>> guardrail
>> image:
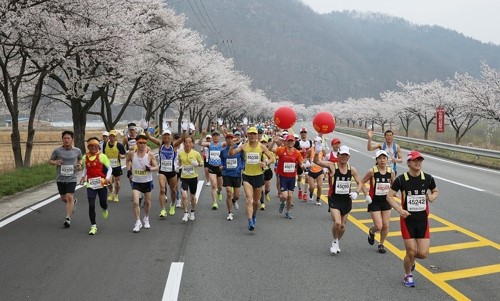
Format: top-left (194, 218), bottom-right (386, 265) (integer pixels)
top-left (338, 127), bottom-right (500, 159)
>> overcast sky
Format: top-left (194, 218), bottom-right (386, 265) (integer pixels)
top-left (300, 0), bottom-right (500, 45)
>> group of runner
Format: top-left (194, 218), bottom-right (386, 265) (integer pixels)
top-left (49, 122), bottom-right (438, 288)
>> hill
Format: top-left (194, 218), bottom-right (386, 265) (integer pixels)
top-left (168, 0), bottom-right (500, 104)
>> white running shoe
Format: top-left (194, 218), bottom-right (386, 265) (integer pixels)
top-left (143, 217), bottom-right (150, 229)
top-left (316, 201), bottom-right (322, 206)
top-left (309, 196), bottom-right (314, 202)
top-left (233, 201), bottom-right (239, 210)
top-left (175, 198), bottom-right (182, 208)
top-left (205, 182), bottom-right (211, 186)
top-left (330, 240), bottom-right (339, 254)
top-left (182, 212), bottom-right (189, 222)
top-left (227, 213), bottom-right (234, 221)
top-left (189, 211), bottom-right (195, 221)
top-left (133, 220), bottom-right (142, 233)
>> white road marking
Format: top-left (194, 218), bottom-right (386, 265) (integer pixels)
top-left (162, 262), bottom-right (184, 301)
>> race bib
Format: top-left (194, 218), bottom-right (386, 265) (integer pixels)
top-left (88, 177), bottom-right (102, 190)
top-left (109, 158), bottom-right (119, 168)
top-left (134, 170), bottom-right (147, 176)
top-left (335, 180), bottom-right (350, 195)
top-left (246, 152), bottom-right (260, 164)
top-left (209, 150), bottom-right (220, 160)
top-left (407, 195), bottom-right (426, 212)
top-left (375, 182), bottom-right (391, 196)
top-left (226, 158), bottom-right (237, 169)
top-left (61, 165), bottom-right (74, 176)
top-left (183, 165), bottom-right (194, 176)
top-left (160, 159), bottom-right (173, 172)
top-left (283, 162), bottom-right (295, 173)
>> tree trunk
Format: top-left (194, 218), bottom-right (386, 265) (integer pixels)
top-left (71, 99), bottom-right (88, 153)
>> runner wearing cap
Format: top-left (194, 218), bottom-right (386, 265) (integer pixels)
top-left (199, 129), bottom-right (226, 210)
top-left (359, 149), bottom-right (395, 254)
top-left (313, 144), bottom-right (365, 255)
top-left (306, 137), bottom-right (326, 205)
top-left (367, 129), bottom-right (403, 175)
top-left (229, 126), bottom-right (275, 231)
top-left (79, 137), bottom-right (112, 235)
top-left (145, 128), bottom-right (184, 218)
top-left (178, 136), bottom-right (204, 222)
top-left (125, 133), bottom-right (158, 233)
top-left (220, 133), bottom-right (245, 221)
top-left (386, 150), bottom-right (439, 288)
top-left (103, 130), bottom-right (126, 202)
top-left (100, 131), bottom-right (109, 152)
top-left (274, 134), bottom-right (305, 219)
top-left (296, 127), bottom-right (312, 201)
top-left (202, 135), bottom-right (212, 186)
top-left (123, 122), bottom-right (138, 151)
top-left (259, 135), bottom-right (274, 210)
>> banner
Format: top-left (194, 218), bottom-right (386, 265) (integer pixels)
top-left (436, 107), bottom-right (445, 133)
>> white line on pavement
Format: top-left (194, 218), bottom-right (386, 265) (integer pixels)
top-left (162, 262), bottom-right (184, 301)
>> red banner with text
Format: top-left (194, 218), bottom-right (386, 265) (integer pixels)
top-left (436, 107), bottom-right (445, 132)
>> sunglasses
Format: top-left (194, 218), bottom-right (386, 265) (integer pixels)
top-left (137, 141), bottom-right (147, 145)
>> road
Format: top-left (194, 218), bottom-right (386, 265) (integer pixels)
top-left (0, 128), bottom-right (498, 301)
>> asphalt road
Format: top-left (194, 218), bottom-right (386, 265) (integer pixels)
top-left (0, 127), bottom-right (498, 301)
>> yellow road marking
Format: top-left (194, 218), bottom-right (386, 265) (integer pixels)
top-left (435, 264), bottom-right (500, 281)
top-left (430, 241), bottom-right (489, 253)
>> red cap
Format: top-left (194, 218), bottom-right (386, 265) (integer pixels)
top-left (300, 127), bottom-right (307, 133)
top-left (331, 138), bottom-right (341, 145)
top-left (284, 135), bottom-right (295, 141)
top-left (407, 150), bottom-right (424, 161)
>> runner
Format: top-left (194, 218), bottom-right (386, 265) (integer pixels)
top-left (79, 137), bottom-right (112, 235)
top-left (126, 134), bottom-right (158, 233)
top-left (386, 150), bottom-right (439, 287)
top-left (359, 150), bottom-right (395, 253)
top-left (198, 130), bottom-right (225, 210)
top-left (220, 133), bottom-right (245, 221)
top-left (259, 135), bottom-right (274, 210)
top-left (229, 126), bottom-right (275, 231)
top-left (123, 122), bottom-right (138, 151)
top-left (178, 136), bottom-right (204, 222)
top-left (201, 135), bottom-right (212, 186)
top-left (274, 134), bottom-right (305, 219)
top-left (100, 131), bottom-right (109, 152)
top-left (307, 136), bottom-right (325, 206)
top-left (367, 129), bottom-right (403, 175)
top-left (297, 127), bottom-right (312, 201)
top-left (313, 144), bottom-right (365, 254)
top-left (103, 129), bottom-right (126, 203)
top-left (145, 127), bottom-right (183, 218)
top-left (49, 131), bottom-right (82, 228)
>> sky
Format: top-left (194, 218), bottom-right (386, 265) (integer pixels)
top-left (300, 0), bottom-right (500, 45)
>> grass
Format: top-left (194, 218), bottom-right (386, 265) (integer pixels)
top-left (0, 163), bottom-right (56, 198)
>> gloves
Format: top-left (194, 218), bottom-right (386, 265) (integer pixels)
top-left (145, 165), bottom-right (151, 172)
top-left (349, 192), bottom-right (358, 200)
top-left (217, 118), bottom-right (223, 125)
top-left (140, 119), bottom-right (149, 130)
top-left (191, 160), bottom-right (199, 167)
top-left (365, 195), bottom-right (372, 204)
top-left (242, 117), bottom-right (248, 125)
top-left (181, 121), bottom-right (188, 131)
top-left (314, 140), bottom-right (323, 154)
top-left (189, 122), bottom-right (196, 131)
top-left (303, 160), bottom-right (311, 168)
top-left (127, 170), bottom-right (132, 178)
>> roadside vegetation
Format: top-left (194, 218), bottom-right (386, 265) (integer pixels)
top-left (0, 163), bottom-right (56, 198)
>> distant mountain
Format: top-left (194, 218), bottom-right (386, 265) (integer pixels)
top-left (168, 0), bottom-right (500, 104)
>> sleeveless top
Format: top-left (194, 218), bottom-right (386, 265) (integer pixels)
top-left (329, 163), bottom-right (352, 201)
top-left (369, 166), bottom-right (392, 203)
top-left (208, 142), bottom-right (223, 166)
top-left (131, 151), bottom-right (153, 183)
top-left (159, 143), bottom-right (176, 173)
top-left (243, 143), bottom-right (264, 176)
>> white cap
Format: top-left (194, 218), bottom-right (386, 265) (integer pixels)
top-left (338, 145), bottom-right (350, 155)
top-left (102, 131), bottom-right (109, 136)
top-left (375, 150), bottom-right (388, 158)
top-left (314, 136), bottom-right (322, 142)
top-left (206, 135), bottom-right (212, 139)
top-left (162, 129), bottom-right (172, 135)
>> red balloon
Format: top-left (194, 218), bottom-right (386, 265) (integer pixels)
top-left (313, 112), bottom-right (336, 134)
top-left (274, 107), bottom-right (297, 129)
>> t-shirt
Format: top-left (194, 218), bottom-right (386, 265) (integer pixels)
top-left (50, 146), bottom-right (82, 183)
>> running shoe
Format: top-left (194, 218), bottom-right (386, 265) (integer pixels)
top-left (330, 240), bottom-right (339, 255)
top-left (189, 211), bottom-right (195, 221)
top-left (72, 198), bottom-right (78, 213)
top-left (217, 192), bottom-right (222, 201)
top-left (278, 202), bottom-right (285, 214)
top-left (212, 202), bottom-right (218, 210)
top-left (260, 203), bottom-right (266, 210)
top-left (182, 212), bottom-right (189, 222)
top-left (159, 208), bottom-right (167, 218)
top-left (113, 194), bottom-right (119, 202)
top-left (368, 229), bottom-right (375, 245)
top-left (302, 194), bottom-right (308, 201)
top-left (63, 218), bottom-right (71, 228)
top-left (248, 219), bottom-right (255, 231)
top-left (107, 192), bottom-right (114, 202)
top-left (233, 201), bottom-right (239, 210)
top-left (315, 201), bottom-right (322, 206)
top-left (226, 213), bottom-right (234, 221)
top-left (205, 182), bottom-right (210, 186)
top-left (175, 198), bottom-right (182, 208)
top-left (169, 204), bottom-right (175, 216)
top-left (133, 220), bottom-right (142, 233)
top-left (88, 225), bottom-right (97, 235)
top-left (403, 274), bottom-right (415, 287)
top-left (378, 244), bottom-right (386, 254)
top-left (298, 190), bottom-right (303, 199)
top-left (101, 209), bottom-right (109, 219)
top-left (309, 196), bottom-right (314, 202)
top-left (143, 217), bottom-right (150, 229)
top-left (285, 212), bottom-right (293, 219)
top-left (265, 194), bottom-right (271, 202)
